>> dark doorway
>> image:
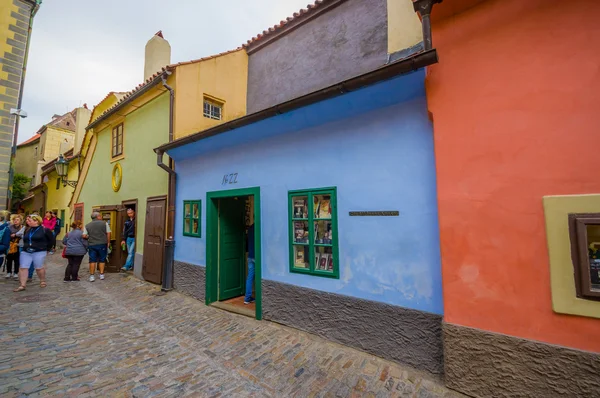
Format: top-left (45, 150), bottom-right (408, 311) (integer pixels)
top-left (142, 196), bottom-right (166, 284)
top-left (120, 199), bottom-right (138, 270)
top-left (218, 197), bottom-right (246, 300)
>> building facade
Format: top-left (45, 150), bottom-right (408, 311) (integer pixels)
top-left (426, 0), bottom-right (600, 396)
top-left (0, 0), bottom-right (40, 209)
top-left (164, 0), bottom-right (444, 375)
top-left (71, 33), bottom-right (248, 284)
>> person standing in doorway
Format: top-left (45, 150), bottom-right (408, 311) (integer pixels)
top-left (63, 221), bottom-right (87, 282)
top-left (6, 214), bottom-right (24, 279)
top-left (14, 214), bottom-right (53, 292)
top-left (83, 212), bottom-right (111, 282)
top-left (120, 208), bottom-right (135, 272)
top-left (42, 211), bottom-right (57, 254)
top-left (244, 223), bottom-right (255, 305)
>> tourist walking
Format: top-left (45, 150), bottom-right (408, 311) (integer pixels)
top-left (121, 208), bottom-right (135, 271)
top-left (14, 214), bottom-right (54, 292)
top-left (0, 211), bottom-right (11, 277)
top-left (42, 211), bottom-right (57, 254)
top-left (6, 214), bottom-right (24, 279)
top-left (62, 221), bottom-right (87, 282)
top-left (83, 211), bottom-right (111, 282)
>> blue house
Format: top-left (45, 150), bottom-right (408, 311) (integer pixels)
top-left (155, 1), bottom-right (444, 375)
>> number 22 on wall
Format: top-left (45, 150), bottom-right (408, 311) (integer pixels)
top-left (222, 173), bottom-right (238, 185)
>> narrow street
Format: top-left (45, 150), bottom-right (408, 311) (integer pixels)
top-left (0, 254), bottom-right (461, 397)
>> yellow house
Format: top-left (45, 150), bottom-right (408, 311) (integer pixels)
top-left (69, 32), bottom-right (248, 283)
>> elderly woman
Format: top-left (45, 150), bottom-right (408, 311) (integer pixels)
top-left (14, 214), bottom-right (54, 292)
top-left (62, 221), bottom-right (87, 282)
top-left (5, 214), bottom-right (24, 279)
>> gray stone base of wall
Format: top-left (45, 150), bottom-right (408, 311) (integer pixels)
top-left (443, 323), bottom-right (600, 398)
top-left (262, 279), bottom-right (443, 375)
top-left (173, 261), bottom-right (206, 302)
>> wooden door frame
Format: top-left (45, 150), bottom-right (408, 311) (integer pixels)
top-left (206, 187), bottom-right (262, 320)
top-left (142, 195), bottom-right (167, 284)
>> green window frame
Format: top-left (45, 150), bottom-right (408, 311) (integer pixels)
top-left (288, 187), bottom-right (339, 279)
top-left (183, 200), bottom-right (201, 237)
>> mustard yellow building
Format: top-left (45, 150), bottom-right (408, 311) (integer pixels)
top-left (70, 32), bottom-right (248, 283)
top-left (0, 0), bottom-right (41, 209)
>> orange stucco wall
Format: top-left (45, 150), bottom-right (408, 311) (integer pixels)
top-left (427, 0), bottom-right (600, 352)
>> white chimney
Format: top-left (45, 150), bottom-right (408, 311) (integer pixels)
top-left (144, 31), bottom-right (171, 81)
top-left (74, 105), bottom-right (92, 154)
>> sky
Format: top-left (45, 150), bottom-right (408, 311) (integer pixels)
top-left (17, 0), bottom-right (312, 143)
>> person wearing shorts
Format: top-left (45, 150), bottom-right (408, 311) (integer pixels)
top-left (83, 211), bottom-right (111, 282)
top-left (14, 214), bottom-right (54, 292)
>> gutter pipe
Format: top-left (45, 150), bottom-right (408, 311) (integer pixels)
top-left (158, 72), bottom-right (175, 292)
top-left (412, 0), bottom-right (442, 51)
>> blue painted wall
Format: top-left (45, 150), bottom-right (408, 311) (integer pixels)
top-left (169, 70), bottom-right (443, 315)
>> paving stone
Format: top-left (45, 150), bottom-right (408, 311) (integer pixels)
top-left (0, 255), bottom-right (462, 397)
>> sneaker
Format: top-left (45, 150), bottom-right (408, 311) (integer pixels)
top-left (63, 279), bottom-right (70, 283)
top-left (99, 274), bottom-right (105, 280)
top-left (89, 275), bottom-right (95, 282)
top-left (5, 273), bottom-right (10, 279)
top-left (244, 297), bottom-right (255, 305)
top-left (12, 273), bottom-right (18, 279)
top-left (49, 250), bottom-right (55, 255)
top-left (27, 278), bottom-right (33, 283)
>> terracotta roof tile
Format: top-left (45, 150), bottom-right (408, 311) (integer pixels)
top-left (243, 0), bottom-right (331, 49)
top-left (18, 133), bottom-right (41, 147)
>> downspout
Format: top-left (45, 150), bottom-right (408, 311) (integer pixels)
top-left (412, 0), bottom-right (442, 51)
top-left (159, 72), bottom-right (176, 292)
top-left (7, 0), bottom-right (42, 210)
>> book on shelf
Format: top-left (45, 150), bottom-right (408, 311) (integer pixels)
top-left (318, 196), bottom-right (331, 219)
top-left (327, 254), bottom-right (334, 271)
top-left (293, 198), bottom-right (307, 218)
top-left (295, 247), bottom-right (306, 267)
top-left (315, 253), bottom-right (321, 269)
top-left (319, 253), bottom-right (328, 270)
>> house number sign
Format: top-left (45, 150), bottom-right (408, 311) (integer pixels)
top-left (349, 211), bottom-right (399, 216)
top-left (221, 173), bottom-right (238, 185)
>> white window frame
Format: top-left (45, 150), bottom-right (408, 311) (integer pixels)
top-left (203, 99), bottom-right (222, 121)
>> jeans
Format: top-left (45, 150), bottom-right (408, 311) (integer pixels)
top-left (123, 237), bottom-right (135, 270)
top-left (245, 257), bottom-right (255, 302)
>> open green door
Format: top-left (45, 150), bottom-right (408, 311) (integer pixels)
top-left (218, 197), bottom-right (246, 301)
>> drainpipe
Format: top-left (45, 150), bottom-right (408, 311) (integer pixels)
top-left (412, 0), bottom-right (442, 51)
top-left (159, 72), bottom-right (176, 292)
top-left (7, 0), bottom-right (42, 210)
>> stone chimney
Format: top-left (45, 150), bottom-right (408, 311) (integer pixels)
top-left (74, 106), bottom-right (92, 154)
top-left (144, 31), bottom-right (171, 81)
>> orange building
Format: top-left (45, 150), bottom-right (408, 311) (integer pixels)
top-left (424, 0), bottom-right (600, 396)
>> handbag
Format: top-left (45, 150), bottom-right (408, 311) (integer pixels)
top-left (62, 246), bottom-right (67, 258)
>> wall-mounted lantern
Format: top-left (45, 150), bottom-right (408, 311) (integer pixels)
top-left (54, 154), bottom-right (77, 188)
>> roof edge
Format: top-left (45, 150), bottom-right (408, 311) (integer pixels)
top-left (155, 49), bottom-right (438, 154)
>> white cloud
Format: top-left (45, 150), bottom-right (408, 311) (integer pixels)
top-left (17, 0), bottom-right (312, 143)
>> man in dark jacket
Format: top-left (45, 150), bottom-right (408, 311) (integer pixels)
top-left (0, 212), bottom-right (11, 272)
top-left (120, 208), bottom-right (135, 272)
top-left (51, 211), bottom-right (61, 254)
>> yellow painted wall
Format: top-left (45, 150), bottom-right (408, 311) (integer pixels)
top-left (89, 93), bottom-right (123, 125)
top-left (543, 194), bottom-right (600, 319)
top-left (387, 0), bottom-right (423, 54)
top-left (15, 140), bottom-right (39, 180)
top-left (174, 49), bottom-right (248, 139)
top-left (40, 127), bottom-right (74, 161)
top-left (43, 160), bottom-right (78, 242)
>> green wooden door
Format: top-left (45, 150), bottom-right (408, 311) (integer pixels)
top-left (218, 198), bottom-right (245, 300)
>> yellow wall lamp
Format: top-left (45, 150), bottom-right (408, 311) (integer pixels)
top-left (54, 154), bottom-right (78, 188)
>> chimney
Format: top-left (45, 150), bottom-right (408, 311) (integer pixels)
top-left (74, 106), bottom-right (92, 154)
top-left (144, 31), bottom-right (171, 81)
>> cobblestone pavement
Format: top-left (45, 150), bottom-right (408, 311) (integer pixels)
top-left (0, 254), bottom-right (463, 398)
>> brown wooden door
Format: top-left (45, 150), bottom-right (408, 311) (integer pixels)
top-left (142, 196), bottom-right (166, 284)
top-left (74, 203), bottom-right (84, 223)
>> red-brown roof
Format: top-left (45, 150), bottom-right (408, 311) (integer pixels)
top-left (243, 0), bottom-right (339, 51)
top-left (18, 133), bottom-right (41, 147)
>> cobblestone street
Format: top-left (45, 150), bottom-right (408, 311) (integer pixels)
top-left (0, 254), bottom-right (461, 397)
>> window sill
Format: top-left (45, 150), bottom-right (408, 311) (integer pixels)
top-left (110, 155), bottom-right (125, 163)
